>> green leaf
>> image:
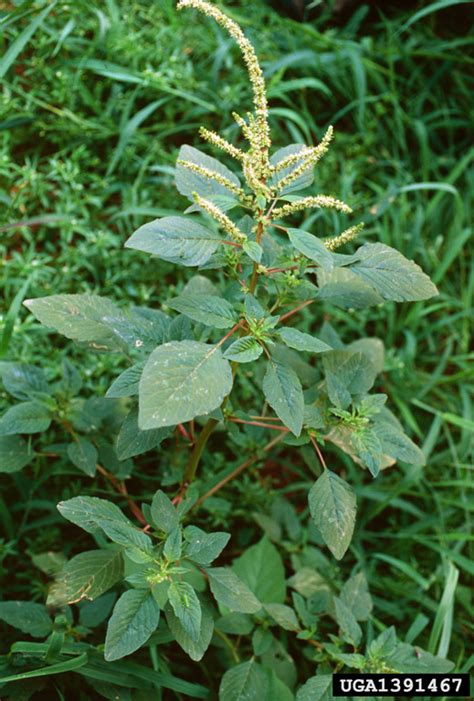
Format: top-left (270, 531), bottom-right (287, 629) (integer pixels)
top-left (323, 350), bottom-right (378, 396)
top-left (168, 293), bottom-right (238, 329)
top-left (47, 549), bottom-right (124, 606)
top-left (334, 596), bottom-right (362, 646)
top-left (296, 674), bottom-right (333, 701)
top-left (105, 589), bottom-right (160, 661)
top-left (287, 228), bottom-right (333, 271)
top-left (125, 216), bottom-right (221, 267)
top-left (308, 470), bottom-right (356, 560)
top-left (176, 145), bottom-right (241, 200)
top-left (24, 294), bottom-right (136, 350)
top-left (219, 660), bottom-right (269, 701)
top-left (264, 604), bottom-right (300, 631)
top-left (340, 572), bottom-right (373, 621)
top-left (139, 341), bottom-right (233, 429)
top-left (244, 294), bottom-right (266, 321)
top-left (223, 336), bottom-right (263, 363)
top-left (0, 3), bottom-right (56, 80)
top-left (243, 240), bottom-right (263, 263)
top-left (116, 408), bottom-right (172, 460)
top-left (106, 363), bottom-right (144, 398)
top-left (0, 435), bottom-right (34, 473)
top-left (325, 370), bottom-right (352, 409)
top-left (0, 362), bottom-right (49, 400)
top-left (206, 567), bottom-right (261, 614)
top-left (165, 602), bottom-right (214, 661)
top-left (270, 144), bottom-right (315, 195)
top-left (278, 328), bottom-right (332, 354)
top-left (168, 582), bottom-right (201, 642)
top-left (263, 361), bottom-right (303, 436)
top-left (318, 267), bottom-right (384, 308)
top-left (96, 520), bottom-right (153, 557)
top-left (0, 602), bottom-right (52, 638)
top-left (57, 496), bottom-right (129, 536)
top-left (67, 438), bottom-right (98, 477)
top-left (0, 401), bottom-right (51, 436)
top-left (0, 653), bottom-right (88, 684)
top-left (163, 527), bottom-right (182, 561)
top-left (374, 420), bottom-right (425, 465)
top-left (350, 243), bottom-right (439, 301)
top-left (184, 526), bottom-right (230, 565)
top-left (233, 537), bottom-right (286, 604)
top-left (150, 490), bottom-right (179, 533)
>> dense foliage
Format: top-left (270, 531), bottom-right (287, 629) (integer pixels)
top-left (0, 0), bottom-right (472, 699)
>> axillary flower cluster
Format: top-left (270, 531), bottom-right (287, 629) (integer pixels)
top-left (176, 0), bottom-right (362, 269)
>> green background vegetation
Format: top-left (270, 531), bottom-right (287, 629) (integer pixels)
top-left (1, 0), bottom-right (472, 695)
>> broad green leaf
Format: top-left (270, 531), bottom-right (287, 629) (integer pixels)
top-left (67, 438), bottom-right (98, 477)
top-left (233, 537), bottom-right (286, 604)
top-left (0, 435), bottom-right (34, 473)
top-left (0, 601), bottom-right (52, 638)
top-left (264, 603), bottom-right (299, 631)
top-left (243, 240), bottom-right (263, 263)
top-left (57, 496), bottom-right (130, 536)
top-left (168, 581), bottom-right (201, 642)
top-left (167, 293), bottom-right (238, 329)
top-left (47, 549), bottom-right (124, 606)
top-left (105, 589), bottom-right (160, 661)
top-left (216, 613), bottom-right (254, 635)
top-left (163, 527), bottom-right (182, 561)
top-left (79, 592), bottom-right (117, 628)
top-left (278, 328), bottom-right (332, 354)
top-left (176, 144), bottom-right (241, 200)
top-left (219, 659), bottom-right (269, 701)
top-left (308, 470), bottom-right (356, 560)
top-left (287, 228), bottom-right (333, 271)
top-left (0, 362), bottom-right (49, 400)
top-left (317, 267), bottom-right (383, 308)
top-left (323, 350), bottom-right (378, 396)
top-left (24, 294), bottom-right (136, 350)
top-left (106, 363), bottom-right (144, 398)
top-left (325, 370), bottom-right (352, 409)
top-left (96, 519), bottom-right (153, 556)
top-left (340, 572), bottom-right (373, 621)
top-left (262, 361), bottom-right (303, 436)
top-left (296, 674), bottom-right (333, 701)
top-left (139, 341), bottom-right (233, 429)
top-left (252, 627), bottom-right (274, 656)
top-left (184, 526), bottom-right (230, 565)
top-left (224, 336), bottom-right (263, 363)
top-left (206, 568), bottom-right (261, 614)
top-left (374, 420), bottom-right (425, 465)
top-left (347, 337), bottom-right (385, 374)
top-left (352, 428), bottom-right (384, 476)
top-left (150, 490), bottom-right (179, 533)
top-left (244, 294), bottom-right (266, 320)
top-left (166, 602), bottom-right (214, 661)
top-left (270, 144), bottom-right (315, 195)
top-left (125, 216), bottom-right (220, 267)
top-left (116, 408), bottom-right (172, 460)
top-left (387, 642), bottom-right (455, 674)
top-left (334, 596), bottom-right (362, 646)
top-left (0, 401), bottom-right (51, 436)
top-left (350, 243), bottom-right (439, 301)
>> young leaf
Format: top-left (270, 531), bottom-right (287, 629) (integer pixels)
top-left (116, 408), bottom-right (172, 460)
top-left (243, 240), bottom-right (263, 263)
top-left (233, 537), bottom-right (286, 604)
top-left (223, 336), bottom-right (263, 363)
top-left (244, 294), bottom-right (266, 321)
top-left (57, 496), bottom-right (130, 536)
top-left (163, 526), bottom-right (182, 561)
top-left (0, 601), bottom-right (52, 638)
top-left (105, 589), bottom-right (160, 661)
top-left (139, 341), bottom-right (233, 429)
top-left (334, 596), bottom-right (362, 646)
top-left (125, 216), bottom-right (221, 267)
top-left (167, 293), bottom-right (238, 329)
top-left (262, 360), bottom-right (304, 436)
top-left (287, 228), bottom-right (333, 271)
top-left (166, 602), bottom-right (214, 661)
top-left (151, 490), bottom-right (179, 533)
top-left (176, 144), bottom-right (241, 200)
top-left (0, 401), bottom-right (52, 436)
top-left (206, 568), bottom-right (261, 614)
top-left (278, 327), bottom-right (332, 354)
top-left (350, 243), bottom-right (439, 301)
top-left (67, 438), bottom-right (98, 477)
top-left (219, 659), bottom-right (269, 701)
top-left (47, 549), bottom-right (124, 606)
top-left (96, 520), bottom-right (153, 557)
top-left (168, 582), bottom-right (202, 642)
top-left (0, 435), bottom-right (34, 473)
top-left (308, 470), bottom-right (356, 560)
top-left (184, 526), bottom-right (230, 565)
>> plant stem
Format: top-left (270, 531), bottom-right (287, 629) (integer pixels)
top-left (182, 417), bottom-right (219, 485)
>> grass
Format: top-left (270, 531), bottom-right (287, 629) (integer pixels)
top-left (1, 0), bottom-right (473, 689)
